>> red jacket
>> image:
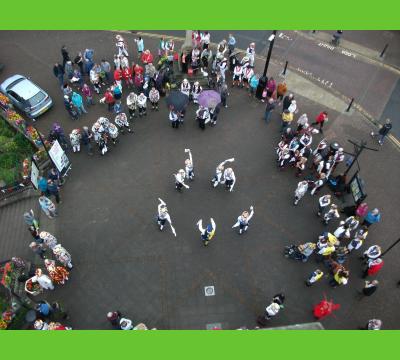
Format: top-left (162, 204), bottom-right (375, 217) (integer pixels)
top-left (368, 259), bottom-right (384, 276)
top-left (114, 69), bottom-right (122, 81)
top-left (122, 67), bottom-right (132, 80)
top-left (104, 91), bottom-right (115, 104)
top-left (316, 112), bottom-right (328, 124)
top-left (141, 52), bottom-right (153, 64)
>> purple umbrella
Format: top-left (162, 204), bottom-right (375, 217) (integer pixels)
top-left (198, 90), bottom-right (221, 109)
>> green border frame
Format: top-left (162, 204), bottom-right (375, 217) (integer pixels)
top-left (1, 2), bottom-right (400, 359)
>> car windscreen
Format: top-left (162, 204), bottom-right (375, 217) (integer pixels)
top-left (28, 91), bottom-right (46, 107)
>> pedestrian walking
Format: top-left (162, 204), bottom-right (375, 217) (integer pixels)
top-left (232, 206), bottom-right (254, 234)
top-left (23, 209), bottom-right (39, 230)
top-left (107, 311), bottom-right (122, 328)
top-left (358, 280), bottom-right (379, 299)
top-left (149, 87), bottom-right (160, 110)
top-left (29, 242), bottom-right (46, 259)
top-left (53, 63), bottom-right (65, 89)
top-left (52, 244), bottom-right (73, 269)
top-left (211, 158), bottom-right (235, 188)
top-left (371, 118), bottom-right (392, 145)
top-left (197, 218), bottom-right (216, 246)
top-left (47, 179), bottom-right (61, 204)
top-left (257, 294), bottom-right (285, 326)
top-left (81, 84), bottom-right (94, 106)
top-left (312, 111), bottom-right (328, 133)
top-left (39, 196), bottom-right (57, 219)
top-left (127, 92), bottom-right (137, 119)
top-left (294, 180), bottom-right (308, 205)
top-left (184, 149), bottom-right (194, 180)
top-left (362, 208), bottom-right (381, 228)
top-left (137, 92), bottom-right (147, 117)
top-left (264, 98), bottom-right (276, 123)
top-left (156, 198), bottom-right (177, 236)
top-left (69, 129), bottom-right (81, 153)
top-left (173, 169), bottom-right (190, 192)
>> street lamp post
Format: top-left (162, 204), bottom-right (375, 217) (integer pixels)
top-left (381, 238), bottom-right (400, 258)
top-left (256, 31), bottom-right (277, 100)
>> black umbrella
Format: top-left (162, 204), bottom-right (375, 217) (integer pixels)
top-left (166, 90), bottom-right (189, 112)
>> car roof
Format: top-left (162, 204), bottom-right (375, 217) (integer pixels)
top-left (1, 74), bottom-right (41, 99)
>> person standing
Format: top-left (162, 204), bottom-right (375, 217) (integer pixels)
top-left (281, 109), bottom-right (294, 133)
top-left (81, 126), bottom-right (94, 155)
top-left (71, 92), bottom-right (87, 115)
top-left (322, 204), bottom-right (340, 225)
top-left (137, 93), bottom-right (147, 117)
top-left (361, 319), bottom-right (382, 330)
top-left (169, 110), bottom-right (180, 129)
top-left (228, 34), bottom-right (236, 55)
top-left (317, 194), bottom-right (331, 216)
top-left (126, 92), bottom-right (137, 119)
top-left (107, 311), bottom-right (122, 328)
top-left (156, 198), bottom-right (177, 236)
top-left (74, 52), bottom-right (84, 75)
top-left (362, 208), bottom-right (381, 228)
top-left (69, 129), bottom-right (81, 153)
top-left (371, 118), bottom-right (392, 145)
top-left (197, 218), bottom-right (216, 246)
top-left (39, 196), bottom-right (57, 219)
top-left (246, 43), bottom-right (256, 67)
top-left (61, 45), bottom-right (70, 69)
top-left (362, 258), bottom-right (384, 278)
top-left (358, 280), bottom-right (379, 299)
top-left (104, 88), bottom-right (115, 112)
top-left (264, 98), bottom-right (276, 123)
top-left (29, 242), bottom-right (46, 259)
top-left (101, 59), bottom-right (112, 83)
top-left (47, 179), bottom-right (61, 204)
top-left (282, 93), bottom-right (294, 112)
top-left (257, 294), bottom-right (285, 326)
top-left (232, 206), bottom-right (255, 234)
top-left (52, 244), bottom-right (73, 269)
top-left (120, 317), bottom-right (134, 330)
top-left (53, 63), bottom-right (65, 89)
top-left (64, 60), bottom-right (74, 80)
top-left (149, 87), bottom-right (160, 110)
top-left (294, 180), bottom-right (308, 205)
top-left (134, 37), bottom-right (144, 59)
top-left (220, 83), bottom-right (229, 108)
top-left (32, 268), bottom-right (54, 291)
top-left (276, 82), bottom-right (287, 102)
top-left (81, 84), bottom-right (94, 106)
top-left (38, 175), bottom-right (49, 196)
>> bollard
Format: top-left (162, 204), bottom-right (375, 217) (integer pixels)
top-left (346, 98), bottom-right (354, 112)
top-left (282, 61), bottom-right (288, 76)
top-left (380, 44), bottom-right (389, 58)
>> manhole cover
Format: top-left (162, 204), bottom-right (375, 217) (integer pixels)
top-left (204, 286), bottom-right (215, 296)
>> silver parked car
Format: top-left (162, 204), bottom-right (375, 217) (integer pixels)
top-left (0, 74), bottom-right (52, 119)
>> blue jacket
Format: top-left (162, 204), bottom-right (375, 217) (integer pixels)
top-left (38, 178), bottom-right (48, 192)
top-left (71, 93), bottom-right (83, 107)
top-left (364, 212), bottom-right (381, 224)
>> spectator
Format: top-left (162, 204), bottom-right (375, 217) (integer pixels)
top-left (71, 92), bottom-right (87, 115)
top-left (371, 118), bottom-right (392, 145)
top-left (362, 208), bottom-right (381, 228)
top-left (53, 63), bottom-right (64, 89)
top-left (264, 98), bottom-right (276, 123)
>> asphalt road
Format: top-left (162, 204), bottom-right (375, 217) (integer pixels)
top-left (1, 31), bottom-right (399, 329)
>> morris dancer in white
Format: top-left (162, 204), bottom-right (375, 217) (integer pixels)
top-left (180, 79), bottom-right (191, 97)
top-left (223, 167), bottom-right (236, 192)
top-left (115, 35), bottom-right (129, 57)
top-left (232, 206), bottom-right (255, 234)
top-left (115, 112), bottom-right (132, 134)
top-left (294, 180), bottom-right (309, 205)
top-left (173, 169), bottom-right (190, 191)
top-left (211, 158), bottom-right (235, 188)
top-left (184, 149), bottom-right (194, 180)
top-left (156, 198), bottom-right (176, 236)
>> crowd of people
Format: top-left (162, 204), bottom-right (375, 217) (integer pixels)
top-left (31, 31), bottom-right (388, 330)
